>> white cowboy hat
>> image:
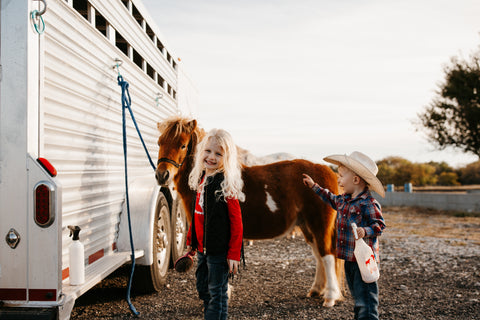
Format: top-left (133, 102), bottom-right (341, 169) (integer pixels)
top-left (323, 151), bottom-right (385, 198)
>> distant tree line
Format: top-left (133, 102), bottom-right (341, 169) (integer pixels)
top-left (376, 157), bottom-right (480, 186)
top-left (416, 43), bottom-right (480, 158)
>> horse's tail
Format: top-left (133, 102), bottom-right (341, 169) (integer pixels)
top-left (332, 227), bottom-right (345, 298)
top-left (335, 257), bottom-right (345, 298)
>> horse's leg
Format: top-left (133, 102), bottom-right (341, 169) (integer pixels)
top-left (300, 224), bottom-right (341, 307)
top-left (305, 237), bottom-right (326, 297)
top-left (320, 252), bottom-right (341, 307)
top-left (309, 239), bottom-right (341, 306)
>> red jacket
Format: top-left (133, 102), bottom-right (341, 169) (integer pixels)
top-left (186, 173), bottom-right (243, 261)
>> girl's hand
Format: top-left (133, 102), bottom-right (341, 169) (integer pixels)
top-left (228, 259), bottom-right (240, 275)
top-left (186, 246), bottom-right (196, 255)
top-left (302, 174), bottom-right (315, 188)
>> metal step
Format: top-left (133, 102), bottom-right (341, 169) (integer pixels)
top-left (62, 250), bottom-right (144, 301)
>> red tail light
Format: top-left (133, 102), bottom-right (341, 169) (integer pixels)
top-left (34, 182), bottom-right (55, 227)
top-left (37, 157), bottom-right (57, 177)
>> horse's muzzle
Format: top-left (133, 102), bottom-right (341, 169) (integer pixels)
top-left (155, 169), bottom-right (170, 186)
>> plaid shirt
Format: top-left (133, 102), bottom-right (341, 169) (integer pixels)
top-left (312, 184), bottom-right (386, 262)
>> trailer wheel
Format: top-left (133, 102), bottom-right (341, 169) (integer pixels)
top-left (134, 192), bottom-right (171, 293)
top-left (171, 198), bottom-right (188, 264)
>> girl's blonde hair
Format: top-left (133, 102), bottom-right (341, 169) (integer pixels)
top-left (189, 128), bottom-right (245, 202)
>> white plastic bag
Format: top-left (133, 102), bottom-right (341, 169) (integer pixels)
top-left (351, 223), bottom-right (379, 283)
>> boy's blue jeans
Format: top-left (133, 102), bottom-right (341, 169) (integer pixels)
top-left (196, 252), bottom-right (229, 320)
top-left (345, 261), bottom-right (379, 320)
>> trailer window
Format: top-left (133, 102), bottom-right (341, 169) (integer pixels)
top-left (121, 0), bottom-right (129, 10)
top-left (132, 4), bottom-right (143, 27)
top-left (116, 32), bottom-right (129, 57)
top-left (157, 75), bottom-right (165, 88)
top-left (157, 40), bottom-right (165, 54)
top-left (95, 11), bottom-right (107, 37)
top-left (132, 49), bottom-right (143, 69)
top-left (72, 0), bottom-right (88, 20)
top-left (146, 24), bottom-right (155, 42)
top-left (147, 63), bottom-right (155, 79)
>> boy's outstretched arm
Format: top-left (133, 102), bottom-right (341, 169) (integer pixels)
top-left (302, 173), bottom-right (315, 188)
top-left (303, 173), bottom-right (340, 211)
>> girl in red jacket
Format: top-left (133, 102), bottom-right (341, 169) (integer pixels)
top-left (186, 128), bottom-right (244, 320)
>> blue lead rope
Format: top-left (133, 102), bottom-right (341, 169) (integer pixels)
top-left (117, 74), bottom-right (156, 316)
top-left (118, 75), bottom-right (157, 171)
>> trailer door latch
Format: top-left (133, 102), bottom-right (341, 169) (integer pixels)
top-left (6, 228), bottom-right (20, 249)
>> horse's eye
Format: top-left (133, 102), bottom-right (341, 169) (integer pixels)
top-left (181, 145), bottom-right (186, 150)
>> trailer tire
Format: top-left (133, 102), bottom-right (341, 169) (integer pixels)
top-left (170, 198), bottom-right (188, 265)
top-left (133, 192), bottom-right (171, 293)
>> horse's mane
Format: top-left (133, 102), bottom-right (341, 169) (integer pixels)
top-left (157, 116), bottom-right (197, 139)
top-left (159, 116), bottom-right (206, 147)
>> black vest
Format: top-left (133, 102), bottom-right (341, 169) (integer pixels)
top-left (190, 172), bottom-right (231, 256)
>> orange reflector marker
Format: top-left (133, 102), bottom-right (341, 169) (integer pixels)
top-left (37, 157), bottom-right (57, 177)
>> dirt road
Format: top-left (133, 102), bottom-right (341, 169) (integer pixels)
top-left (71, 207), bottom-right (480, 319)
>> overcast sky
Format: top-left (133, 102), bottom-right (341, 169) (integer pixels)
top-left (142, 0), bottom-right (480, 167)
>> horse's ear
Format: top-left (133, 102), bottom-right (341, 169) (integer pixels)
top-left (157, 122), bottom-right (164, 133)
top-left (186, 119), bottom-right (197, 133)
top-left (190, 127), bottom-right (205, 152)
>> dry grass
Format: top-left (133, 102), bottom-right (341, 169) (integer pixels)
top-left (383, 206), bottom-right (480, 244)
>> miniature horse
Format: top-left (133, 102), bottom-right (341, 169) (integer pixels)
top-left (155, 117), bottom-right (342, 307)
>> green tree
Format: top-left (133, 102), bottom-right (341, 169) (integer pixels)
top-left (427, 161), bottom-right (460, 185)
top-left (417, 47), bottom-right (480, 157)
top-left (458, 160), bottom-right (480, 184)
top-left (377, 157), bottom-right (415, 186)
top-left (377, 157), bottom-right (462, 186)
top-left (437, 172), bottom-right (460, 186)
top-left (411, 163), bottom-right (437, 186)
top-left (427, 161), bottom-right (453, 175)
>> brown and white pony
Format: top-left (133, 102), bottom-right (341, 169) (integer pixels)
top-left (155, 116), bottom-right (342, 307)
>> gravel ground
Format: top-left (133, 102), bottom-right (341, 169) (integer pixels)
top-left (71, 207), bottom-right (480, 319)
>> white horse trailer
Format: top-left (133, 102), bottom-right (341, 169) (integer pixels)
top-left (0, 0), bottom-right (195, 318)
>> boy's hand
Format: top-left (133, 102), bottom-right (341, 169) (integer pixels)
top-left (228, 259), bottom-right (240, 275)
top-left (302, 174), bottom-right (315, 188)
top-left (356, 227), bottom-right (366, 239)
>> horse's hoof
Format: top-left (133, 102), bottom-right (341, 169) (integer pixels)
top-left (307, 289), bottom-right (320, 298)
top-left (323, 299), bottom-right (335, 308)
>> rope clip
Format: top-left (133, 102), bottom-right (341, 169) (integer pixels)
top-left (31, 0), bottom-right (47, 34)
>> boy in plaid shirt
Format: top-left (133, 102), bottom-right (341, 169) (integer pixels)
top-left (303, 151), bottom-right (386, 320)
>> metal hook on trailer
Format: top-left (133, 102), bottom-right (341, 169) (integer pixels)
top-left (155, 92), bottom-right (163, 107)
top-left (113, 58), bottom-right (123, 77)
top-left (31, 0), bottom-right (47, 34)
top-left (32, 0), bottom-right (47, 16)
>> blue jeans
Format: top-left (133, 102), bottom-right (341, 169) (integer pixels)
top-left (196, 252), bottom-right (229, 320)
top-left (345, 261), bottom-right (379, 320)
